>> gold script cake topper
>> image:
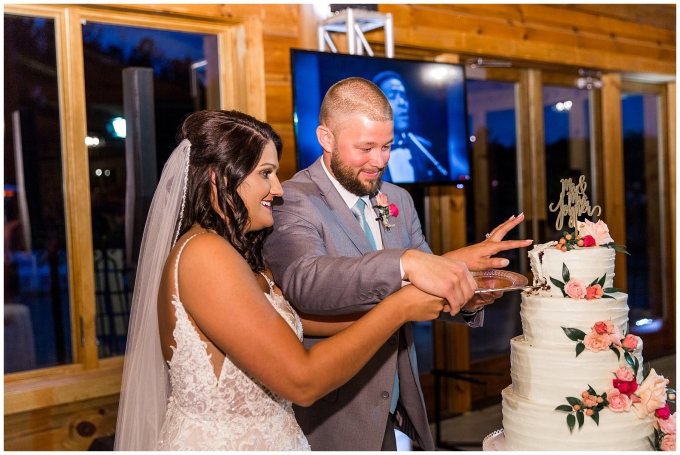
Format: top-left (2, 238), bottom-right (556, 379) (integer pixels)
top-left (548, 175), bottom-right (601, 231)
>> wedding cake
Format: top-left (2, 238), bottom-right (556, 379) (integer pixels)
top-left (486, 177), bottom-right (675, 451)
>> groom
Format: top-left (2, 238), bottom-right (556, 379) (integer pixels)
top-left (263, 77), bottom-right (530, 450)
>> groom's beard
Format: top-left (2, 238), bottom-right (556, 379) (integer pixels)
top-left (330, 144), bottom-right (384, 197)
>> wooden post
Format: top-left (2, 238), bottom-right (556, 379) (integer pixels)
top-left (600, 73), bottom-right (627, 291)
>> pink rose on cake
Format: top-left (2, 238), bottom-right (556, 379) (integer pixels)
top-left (578, 219), bottom-right (614, 246)
top-left (564, 278), bottom-right (587, 299)
top-left (615, 366), bottom-right (635, 382)
top-left (583, 330), bottom-right (611, 352)
top-left (606, 388), bottom-right (632, 412)
top-left (622, 334), bottom-right (639, 350)
top-left (631, 368), bottom-right (668, 418)
top-left (591, 320), bottom-right (623, 347)
top-left (658, 412), bottom-right (677, 435)
top-left (660, 434), bottom-right (676, 451)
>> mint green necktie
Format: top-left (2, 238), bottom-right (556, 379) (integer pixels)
top-left (351, 198), bottom-right (377, 251)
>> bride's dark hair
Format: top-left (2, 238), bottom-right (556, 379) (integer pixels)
top-left (176, 110), bottom-right (283, 272)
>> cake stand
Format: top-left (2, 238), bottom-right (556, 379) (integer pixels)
top-left (482, 429), bottom-right (509, 451)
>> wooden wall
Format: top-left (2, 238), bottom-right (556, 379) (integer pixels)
top-left (4, 3), bottom-right (674, 450)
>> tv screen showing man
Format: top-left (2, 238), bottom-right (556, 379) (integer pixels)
top-left (290, 50), bottom-right (471, 184)
top-left (373, 71), bottom-right (449, 183)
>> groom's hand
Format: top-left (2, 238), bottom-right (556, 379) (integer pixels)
top-left (401, 249), bottom-right (477, 315)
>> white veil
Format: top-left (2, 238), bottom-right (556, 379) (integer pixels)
top-left (114, 139), bottom-right (191, 450)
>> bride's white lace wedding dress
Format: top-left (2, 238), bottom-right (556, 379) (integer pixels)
top-left (157, 233), bottom-right (311, 450)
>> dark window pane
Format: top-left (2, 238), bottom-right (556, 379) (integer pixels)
top-left (622, 93), bottom-right (662, 325)
top-left (4, 14), bottom-right (73, 372)
top-left (543, 86), bottom-right (593, 239)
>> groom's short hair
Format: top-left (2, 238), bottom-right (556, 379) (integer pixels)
top-left (319, 77), bottom-right (393, 134)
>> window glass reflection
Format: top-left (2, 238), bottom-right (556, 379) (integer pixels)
top-left (82, 22), bottom-right (219, 358)
top-left (4, 15), bottom-right (73, 373)
top-left (465, 79), bottom-right (521, 362)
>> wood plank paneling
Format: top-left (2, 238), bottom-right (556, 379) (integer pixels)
top-left (378, 4), bottom-right (675, 75)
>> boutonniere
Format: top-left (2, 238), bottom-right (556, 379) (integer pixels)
top-left (373, 191), bottom-right (399, 231)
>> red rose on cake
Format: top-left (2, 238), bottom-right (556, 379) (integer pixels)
top-left (585, 284), bottom-right (604, 300)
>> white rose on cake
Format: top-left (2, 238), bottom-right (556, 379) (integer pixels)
top-left (631, 368), bottom-right (668, 418)
top-left (578, 219), bottom-right (614, 246)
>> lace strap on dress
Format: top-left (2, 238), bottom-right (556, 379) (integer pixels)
top-left (259, 272), bottom-right (275, 294)
top-left (174, 232), bottom-right (207, 297)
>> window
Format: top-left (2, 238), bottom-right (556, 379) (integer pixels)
top-left (4, 14), bottom-right (73, 373)
top-left (621, 91), bottom-right (664, 325)
top-left (4, 4), bottom-right (264, 383)
top-left (81, 21), bottom-right (220, 358)
top-left (466, 78), bottom-right (522, 361)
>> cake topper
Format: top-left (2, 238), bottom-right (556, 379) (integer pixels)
top-left (548, 175), bottom-right (601, 231)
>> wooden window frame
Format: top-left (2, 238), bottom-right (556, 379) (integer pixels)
top-left (4, 3), bottom-right (265, 417)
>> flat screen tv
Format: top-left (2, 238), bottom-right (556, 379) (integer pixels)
top-left (290, 49), bottom-right (470, 184)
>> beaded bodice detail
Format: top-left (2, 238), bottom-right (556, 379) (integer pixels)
top-left (157, 233), bottom-right (310, 450)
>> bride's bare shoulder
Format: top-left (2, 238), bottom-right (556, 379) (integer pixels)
top-left (173, 229), bottom-right (249, 276)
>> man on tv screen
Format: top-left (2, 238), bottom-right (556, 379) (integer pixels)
top-left (373, 71), bottom-right (449, 183)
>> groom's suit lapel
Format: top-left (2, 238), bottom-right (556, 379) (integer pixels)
top-left (307, 159), bottom-right (375, 255)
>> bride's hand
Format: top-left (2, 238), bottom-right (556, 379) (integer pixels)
top-left (393, 284), bottom-right (448, 322)
top-left (443, 213), bottom-right (533, 271)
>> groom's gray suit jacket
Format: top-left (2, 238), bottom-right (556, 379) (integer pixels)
top-left (263, 157), bottom-right (482, 451)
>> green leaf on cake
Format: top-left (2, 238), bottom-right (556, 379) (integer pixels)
top-left (566, 414), bottom-right (575, 433)
top-left (550, 277), bottom-right (567, 297)
top-left (586, 384), bottom-right (597, 396)
top-left (555, 405), bottom-right (574, 412)
top-left (647, 436), bottom-right (657, 451)
top-left (566, 396), bottom-right (583, 408)
top-left (609, 344), bottom-right (621, 360)
top-left (597, 274), bottom-right (606, 288)
top-left (576, 410), bottom-right (584, 429)
top-left (624, 351), bottom-right (639, 378)
top-left (601, 294), bottom-right (615, 299)
top-left (590, 408), bottom-right (600, 426)
top-left (562, 263), bottom-right (570, 282)
top-left (603, 287), bottom-right (621, 293)
top-left (562, 327), bottom-right (586, 342)
top-left (604, 242), bottom-right (630, 255)
top-left (575, 342), bottom-right (585, 357)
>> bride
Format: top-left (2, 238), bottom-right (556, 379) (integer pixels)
top-left (114, 110), bottom-right (462, 450)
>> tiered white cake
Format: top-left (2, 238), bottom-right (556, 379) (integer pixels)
top-left (499, 240), bottom-right (655, 451)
